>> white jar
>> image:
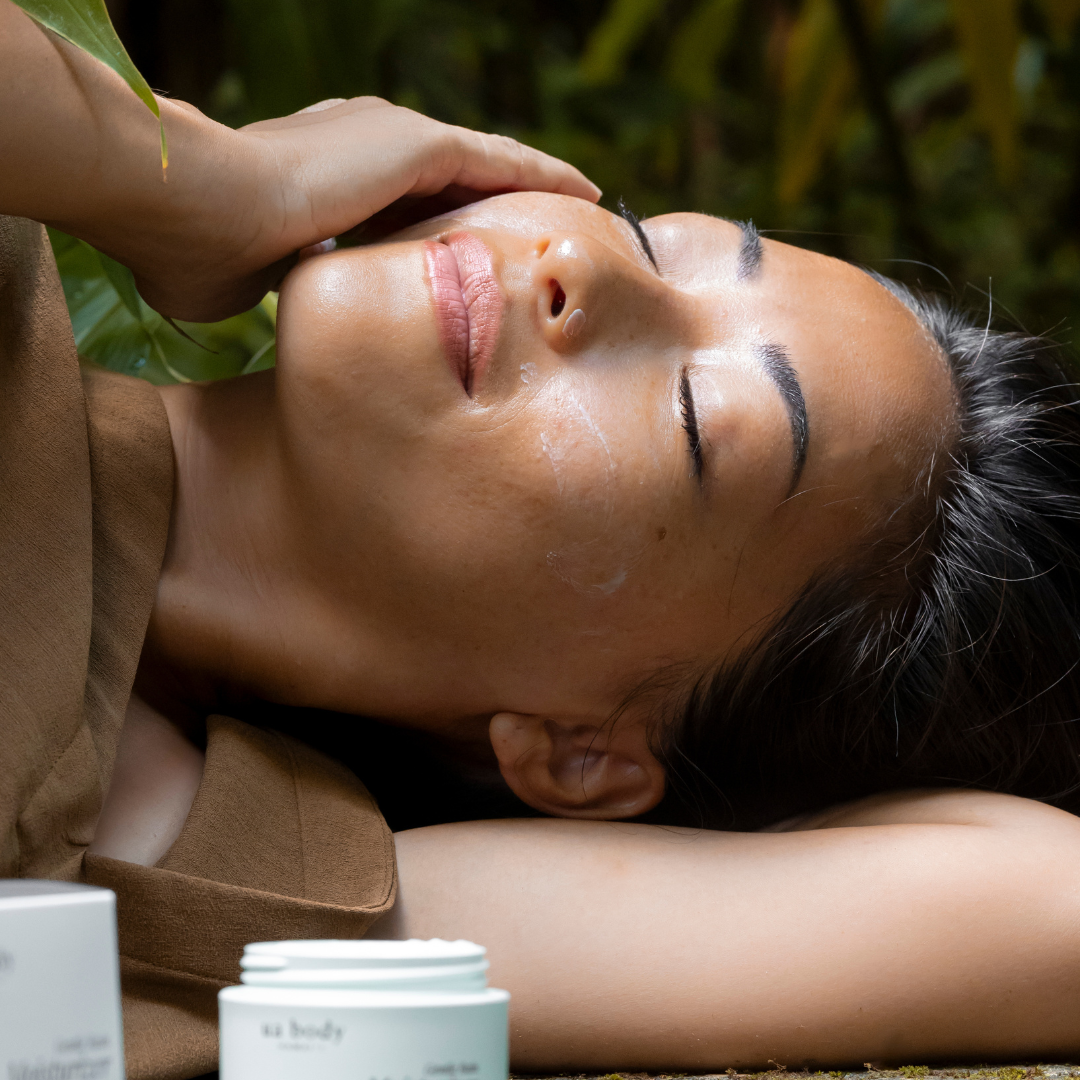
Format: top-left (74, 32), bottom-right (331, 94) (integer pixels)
top-left (0, 880), bottom-right (125, 1080)
top-left (218, 939), bottom-right (509, 1080)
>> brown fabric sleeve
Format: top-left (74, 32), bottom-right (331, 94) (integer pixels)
top-left (80, 365), bottom-right (174, 797)
top-left (0, 216), bottom-right (94, 880)
top-left (84, 714), bottom-right (396, 1080)
top-left (0, 217), bottom-right (172, 884)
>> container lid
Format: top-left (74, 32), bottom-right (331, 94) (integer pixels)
top-left (239, 939), bottom-right (490, 992)
top-left (0, 880), bottom-right (113, 909)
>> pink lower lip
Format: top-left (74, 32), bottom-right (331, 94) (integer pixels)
top-left (424, 233), bottom-right (502, 395)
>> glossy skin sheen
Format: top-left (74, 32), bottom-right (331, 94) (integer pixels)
top-left (0, 0), bottom-right (600, 321)
top-left (276, 192), bottom-right (952, 712)
top-left (11, 6), bottom-right (1077, 1065)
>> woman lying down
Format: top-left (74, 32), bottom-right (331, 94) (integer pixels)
top-left (5, 2), bottom-right (1080, 1077)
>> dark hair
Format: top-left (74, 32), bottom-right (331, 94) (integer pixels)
top-left (652, 278), bottom-right (1080, 830)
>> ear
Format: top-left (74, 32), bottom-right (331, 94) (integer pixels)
top-left (488, 712), bottom-right (665, 820)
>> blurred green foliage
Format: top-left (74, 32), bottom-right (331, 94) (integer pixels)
top-left (53, 0), bottom-right (1080, 379)
top-left (50, 228), bottom-right (275, 382)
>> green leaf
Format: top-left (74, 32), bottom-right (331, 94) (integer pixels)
top-left (891, 51), bottom-right (965, 116)
top-left (49, 228), bottom-right (274, 385)
top-left (579, 0), bottom-right (666, 86)
top-left (776, 0), bottom-right (890, 205)
top-left (666, 0), bottom-right (743, 103)
top-left (950, 0), bottom-right (1021, 184)
top-left (95, 249), bottom-right (143, 321)
top-left (11, 0), bottom-right (167, 170)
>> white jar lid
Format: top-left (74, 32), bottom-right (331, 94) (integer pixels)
top-left (239, 939), bottom-right (490, 992)
top-left (0, 880), bottom-right (114, 911)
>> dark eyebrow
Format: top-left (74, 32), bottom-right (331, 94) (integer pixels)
top-left (757, 343), bottom-right (808, 490)
top-left (617, 198), bottom-right (658, 269)
top-left (734, 219), bottom-right (763, 280)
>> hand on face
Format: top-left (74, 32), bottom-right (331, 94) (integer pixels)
top-left (134, 98), bottom-right (601, 321)
top-left (0, 9), bottom-right (597, 322)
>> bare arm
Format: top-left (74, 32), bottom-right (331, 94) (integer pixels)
top-left (373, 790), bottom-right (1080, 1071)
top-left (0, 0), bottom-right (598, 320)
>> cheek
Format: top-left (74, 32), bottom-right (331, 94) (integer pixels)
top-left (276, 246), bottom-right (442, 427)
top-left (516, 376), bottom-right (678, 599)
top-left (386, 372), bottom-right (679, 606)
top-left (279, 250), bottom-right (396, 366)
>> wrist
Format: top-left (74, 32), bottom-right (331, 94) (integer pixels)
top-left (0, 4), bottom-right (286, 319)
top-left (15, 27), bottom-right (269, 311)
top-left (73, 99), bottom-right (266, 292)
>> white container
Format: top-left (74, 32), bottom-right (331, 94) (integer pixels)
top-left (219, 939), bottom-right (510, 1080)
top-left (0, 880), bottom-right (125, 1080)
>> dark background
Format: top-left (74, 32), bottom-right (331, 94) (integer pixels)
top-left (99, 0), bottom-right (1080, 351)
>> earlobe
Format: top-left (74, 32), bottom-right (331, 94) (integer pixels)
top-left (488, 711), bottom-right (665, 821)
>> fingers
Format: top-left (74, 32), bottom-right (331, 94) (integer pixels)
top-left (247, 98), bottom-right (600, 202)
top-left (427, 127), bottom-right (601, 203)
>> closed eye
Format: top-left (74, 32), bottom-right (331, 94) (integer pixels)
top-left (679, 369), bottom-right (704, 481)
top-left (617, 198), bottom-right (658, 271)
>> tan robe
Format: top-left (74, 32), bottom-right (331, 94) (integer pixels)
top-left (0, 216), bottom-right (396, 1080)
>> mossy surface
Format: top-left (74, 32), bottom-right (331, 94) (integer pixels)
top-left (515, 1066), bottom-right (1080, 1080)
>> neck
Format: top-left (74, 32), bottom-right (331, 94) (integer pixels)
top-left (142, 371), bottom-right (291, 716)
top-left (141, 372), bottom-right (491, 748)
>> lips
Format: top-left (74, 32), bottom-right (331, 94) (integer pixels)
top-left (424, 232), bottom-right (502, 395)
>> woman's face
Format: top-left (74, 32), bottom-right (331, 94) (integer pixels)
top-left (274, 192), bottom-right (954, 726)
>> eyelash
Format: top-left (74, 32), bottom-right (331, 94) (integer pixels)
top-left (617, 198), bottom-right (658, 269)
top-left (679, 370), bottom-right (704, 480)
top-left (618, 200), bottom-right (696, 476)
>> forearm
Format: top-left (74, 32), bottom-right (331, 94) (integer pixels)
top-left (378, 792), bottom-right (1080, 1070)
top-left (0, 1), bottom-right (261, 280)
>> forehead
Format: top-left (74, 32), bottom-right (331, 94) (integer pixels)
top-left (639, 211), bottom-right (748, 290)
top-left (643, 211), bottom-right (890, 309)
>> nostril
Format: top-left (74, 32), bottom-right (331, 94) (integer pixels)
top-left (551, 284), bottom-right (566, 318)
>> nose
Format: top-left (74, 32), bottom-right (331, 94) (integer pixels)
top-left (530, 230), bottom-right (682, 363)
top-left (532, 234), bottom-right (601, 354)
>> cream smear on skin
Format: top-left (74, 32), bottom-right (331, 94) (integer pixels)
top-left (536, 385), bottom-right (649, 598)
